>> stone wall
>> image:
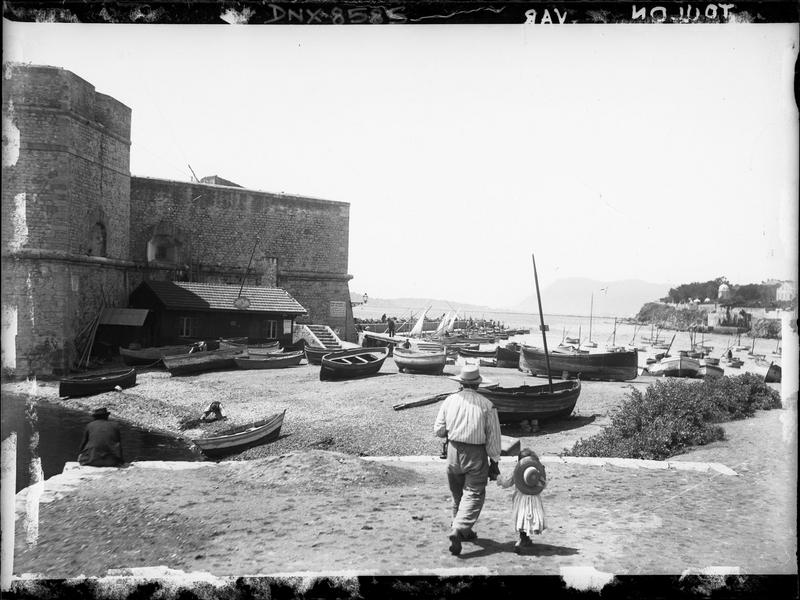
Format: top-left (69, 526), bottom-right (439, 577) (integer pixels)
top-left (2, 64), bottom-right (132, 374)
top-left (130, 177), bottom-right (353, 336)
top-left (1, 64), bottom-right (355, 375)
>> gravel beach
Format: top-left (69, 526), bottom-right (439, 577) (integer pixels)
top-left (5, 358), bottom-right (669, 458)
top-left (5, 353), bottom-right (796, 582)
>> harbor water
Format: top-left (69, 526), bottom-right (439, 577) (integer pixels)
top-left (1, 392), bottom-right (203, 493)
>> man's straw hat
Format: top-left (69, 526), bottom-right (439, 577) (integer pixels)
top-left (448, 364), bottom-right (494, 387)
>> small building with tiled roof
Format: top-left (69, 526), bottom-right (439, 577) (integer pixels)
top-left (128, 281), bottom-right (307, 347)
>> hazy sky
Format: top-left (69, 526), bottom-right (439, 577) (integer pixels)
top-left (5, 22), bottom-right (798, 307)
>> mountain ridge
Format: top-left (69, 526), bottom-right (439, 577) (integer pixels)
top-left (352, 278), bottom-right (672, 317)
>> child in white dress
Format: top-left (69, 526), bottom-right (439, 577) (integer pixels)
top-left (497, 447), bottom-right (547, 552)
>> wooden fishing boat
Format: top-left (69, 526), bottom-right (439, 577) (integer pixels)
top-left (477, 379), bottom-right (581, 424)
top-left (496, 344), bottom-right (521, 369)
top-left (304, 345), bottom-right (335, 365)
top-left (219, 336), bottom-right (248, 346)
top-left (648, 355), bottom-right (700, 378)
top-left (59, 368), bottom-right (137, 398)
top-left (220, 339), bottom-right (281, 355)
top-left (553, 346), bottom-right (589, 355)
top-left (458, 347), bottom-right (497, 358)
top-left (162, 348), bottom-right (246, 376)
top-left (725, 357), bottom-right (744, 368)
top-left (119, 344), bottom-right (194, 366)
top-left (234, 351), bottom-right (304, 370)
top-left (698, 361), bottom-right (724, 379)
top-left (193, 410), bottom-right (286, 457)
top-left (520, 345), bottom-right (638, 381)
top-left (765, 363), bottom-right (782, 383)
top-left (393, 347), bottom-right (447, 374)
top-left (319, 347), bottom-right (389, 380)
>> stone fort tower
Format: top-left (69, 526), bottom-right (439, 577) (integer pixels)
top-left (2, 63), bottom-right (354, 376)
top-left (2, 64), bottom-right (132, 374)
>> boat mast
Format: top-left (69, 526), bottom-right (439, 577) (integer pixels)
top-left (612, 317), bottom-right (617, 347)
top-left (531, 253), bottom-right (554, 393)
top-left (237, 236), bottom-right (260, 300)
top-left (588, 293), bottom-right (594, 344)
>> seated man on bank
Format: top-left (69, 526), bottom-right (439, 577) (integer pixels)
top-left (77, 407), bottom-right (125, 467)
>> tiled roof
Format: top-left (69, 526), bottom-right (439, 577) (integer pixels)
top-left (142, 281), bottom-right (307, 314)
top-left (99, 308), bottom-right (149, 326)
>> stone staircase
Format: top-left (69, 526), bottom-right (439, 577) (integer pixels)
top-left (300, 324), bottom-right (343, 350)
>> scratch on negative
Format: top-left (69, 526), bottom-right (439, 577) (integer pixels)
top-left (408, 6), bottom-right (505, 22)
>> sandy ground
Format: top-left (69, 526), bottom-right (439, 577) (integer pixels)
top-left (6, 357), bottom-right (797, 579)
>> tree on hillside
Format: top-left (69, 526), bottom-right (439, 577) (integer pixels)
top-left (661, 277), bottom-right (727, 304)
top-left (728, 283), bottom-right (779, 308)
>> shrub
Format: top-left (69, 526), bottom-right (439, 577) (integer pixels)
top-left (565, 375), bottom-right (782, 460)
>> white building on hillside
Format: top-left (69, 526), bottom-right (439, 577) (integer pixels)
top-left (777, 281), bottom-right (797, 302)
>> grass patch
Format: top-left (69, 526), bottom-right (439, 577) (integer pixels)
top-left (565, 373), bottom-right (782, 460)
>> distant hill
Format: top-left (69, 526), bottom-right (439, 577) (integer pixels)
top-left (511, 278), bottom-right (672, 317)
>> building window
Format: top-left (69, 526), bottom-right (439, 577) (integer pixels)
top-left (147, 234), bottom-right (181, 264)
top-left (263, 320), bottom-right (277, 339)
top-left (178, 316), bottom-right (195, 338)
top-left (87, 222), bottom-right (106, 257)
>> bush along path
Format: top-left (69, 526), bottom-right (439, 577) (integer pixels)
top-left (564, 373), bottom-right (782, 460)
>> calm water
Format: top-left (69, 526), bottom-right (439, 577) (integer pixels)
top-left (1, 393), bottom-right (204, 493)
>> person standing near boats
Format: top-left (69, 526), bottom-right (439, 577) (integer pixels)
top-left (77, 407), bottom-right (125, 467)
top-left (433, 364), bottom-right (502, 556)
top-left (496, 447), bottom-right (547, 553)
top-left (387, 317), bottom-right (396, 337)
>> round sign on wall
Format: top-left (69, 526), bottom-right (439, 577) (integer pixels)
top-left (233, 296), bottom-right (251, 309)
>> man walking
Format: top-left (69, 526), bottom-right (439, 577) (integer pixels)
top-left (433, 365), bottom-right (502, 555)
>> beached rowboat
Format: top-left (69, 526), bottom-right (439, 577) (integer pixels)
top-left (320, 347), bottom-right (389, 381)
top-left (59, 368), bottom-right (137, 398)
top-left (193, 410), bottom-right (286, 457)
top-left (477, 379), bottom-right (581, 424)
top-left (648, 356), bottom-right (700, 378)
top-left (765, 363), bottom-right (782, 383)
top-left (725, 357), bottom-right (744, 368)
top-left (304, 345), bottom-right (335, 365)
top-left (520, 345), bottom-right (638, 381)
top-left (234, 351), bottom-right (304, 370)
top-left (220, 339), bottom-right (281, 356)
top-left (698, 361), bottom-right (724, 379)
top-left (495, 344), bottom-right (521, 369)
top-left (119, 344), bottom-right (194, 366)
top-left (458, 347), bottom-right (497, 358)
top-left (163, 348), bottom-right (246, 376)
top-left (393, 347), bottom-right (447, 374)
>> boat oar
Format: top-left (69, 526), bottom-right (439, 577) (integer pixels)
top-left (392, 392), bottom-right (450, 411)
top-left (531, 253), bottom-right (554, 394)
